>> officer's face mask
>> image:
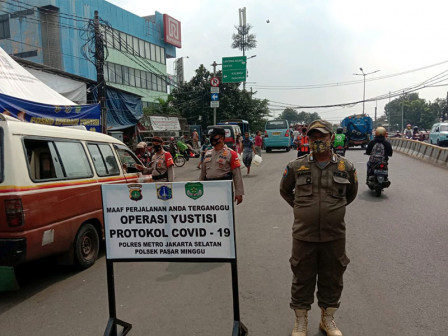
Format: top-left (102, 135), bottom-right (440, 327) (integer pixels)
top-left (210, 136), bottom-right (222, 147)
top-left (153, 144), bottom-right (162, 152)
top-left (310, 139), bottom-right (331, 154)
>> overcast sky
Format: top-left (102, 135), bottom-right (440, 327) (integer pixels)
top-left (107, 0), bottom-right (448, 124)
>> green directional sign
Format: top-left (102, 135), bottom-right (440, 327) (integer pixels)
top-left (222, 56), bottom-right (247, 83)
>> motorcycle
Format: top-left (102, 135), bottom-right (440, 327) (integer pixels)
top-left (333, 145), bottom-right (346, 156)
top-left (367, 161), bottom-right (391, 197)
top-left (164, 143), bottom-right (186, 167)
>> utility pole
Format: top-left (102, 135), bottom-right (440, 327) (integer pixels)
top-left (401, 92), bottom-right (404, 132)
top-left (239, 7), bottom-right (247, 91)
top-left (374, 100), bottom-right (377, 129)
top-left (94, 10), bottom-right (107, 133)
top-left (353, 68), bottom-right (380, 115)
top-left (212, 61), bottom-right (217, 125)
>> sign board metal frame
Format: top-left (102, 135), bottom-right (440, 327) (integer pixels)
top-left (101, 181), bottom-right (248, 336)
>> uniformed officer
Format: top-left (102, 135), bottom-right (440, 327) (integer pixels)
top-left (199, 127), bottom-right (244, 204)
top-left (136, 136), bottom-right (174, 182)
top-left (280, 119), bottom-right (358, 336)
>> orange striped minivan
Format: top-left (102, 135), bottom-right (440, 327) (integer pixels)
top-left (0, 114), bottom-right (146, 272)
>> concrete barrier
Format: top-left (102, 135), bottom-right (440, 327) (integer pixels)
top-left (389, 138), bottom-right (448, 169)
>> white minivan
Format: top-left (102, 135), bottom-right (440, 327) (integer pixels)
top-left (429, 122), bottom-right (448, 147)
top-left (0, 114), bottom-right (146, 277)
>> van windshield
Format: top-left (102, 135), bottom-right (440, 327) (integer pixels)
top-left (266, 120), bottom-right (287, 129)
top-left (440, 125), bottom-right (448, 132)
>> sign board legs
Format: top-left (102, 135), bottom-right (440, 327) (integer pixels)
top-left (231, 260), bottom-right (248, 336)
top-left (104, 260), bottom-right (132, 336)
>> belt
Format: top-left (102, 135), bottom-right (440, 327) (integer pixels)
top-left (152, 173), bottom-right (168, 181)
top-left (205, 172), bottom-right (233, 181)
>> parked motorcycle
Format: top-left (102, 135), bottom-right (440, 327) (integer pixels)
top-left (333, 145), bottom-right (346, 156)
top-left (367, 161), bottom-right (391, 196)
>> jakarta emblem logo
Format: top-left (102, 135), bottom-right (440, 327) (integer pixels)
top-left (157, 183), bottom-right (173, 201)
top-left (128, 184), bottom-right (143, 201)
top-left (185, 182), bottom-right (204, 200)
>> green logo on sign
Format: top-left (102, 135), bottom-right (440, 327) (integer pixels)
top-left (185, 182), bottom-right (204, 200)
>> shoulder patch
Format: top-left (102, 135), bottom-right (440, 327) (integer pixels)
top-left (283, 166), bottom-right (289, 178)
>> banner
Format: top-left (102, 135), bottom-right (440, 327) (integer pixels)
top-left (149, 116), bottom-right (181, 131)
top-left (101, 181), bottom-right (236, 260)
top-left (0, 93), bottom-right (101, 132)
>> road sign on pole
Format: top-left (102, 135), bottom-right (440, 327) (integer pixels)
top-left (222, 56), bottom-right (247, 83)
top-left (210, 101), bottom-right (219, 108)
top-left (210, 77), bottom-right (220, 87)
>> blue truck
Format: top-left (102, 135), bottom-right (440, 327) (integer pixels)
top-left (341, 114), bottom-right (373, 148)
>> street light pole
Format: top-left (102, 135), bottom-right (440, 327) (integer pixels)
top-left (243, 54), bottom-right (256, 91)
top-left (353, 67), bottom-right (380, 115)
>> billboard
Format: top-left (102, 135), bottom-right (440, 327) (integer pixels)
top-left (163, 14), bottom-right (182, 48)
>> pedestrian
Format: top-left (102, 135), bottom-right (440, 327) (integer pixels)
top-left (294, 127), bottom-right (310, 158)
top-left (279, 119), bottom-right (358, 336)
top-left (192, 129), bottom-right (199, 149)
top-left (197, 138), bottom-right (212, 169)
top-left (135, 136), bottom-right (174, 182)
top-left (242, 132), bottom-right (256, 175)
top-left (199, 127), bottom-right (244, 204)
top-left (254, 130), bottom-right (263, 156)
top-left (235, 134), bottom-right (243, 154)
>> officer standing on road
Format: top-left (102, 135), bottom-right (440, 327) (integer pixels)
top-left (199, 127), bottom-right (244, 204)
top-left (280, 119), bottom-right (358, 336)
top-left (136, 136), bottom-right (174, 182)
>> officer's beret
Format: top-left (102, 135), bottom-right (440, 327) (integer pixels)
top-left (209, 127), bottom-right (225, 137)
top-left (307, 119), bottom-right (333, 135)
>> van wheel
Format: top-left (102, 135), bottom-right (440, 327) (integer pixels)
top-left (437, 139), bottom-right (440, 146)
top-left (266, 147), bottom-right (271, 153)
top-left (286, 146), bottom-right (290, 152)
top-left (74, 223), bottom-right (99, 269)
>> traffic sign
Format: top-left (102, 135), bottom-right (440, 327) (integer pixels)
top-left (210, 101), bottom-right (219, 108)
top-left (211, 93), bottom-right (219, 101)
top-left (211, 87), bottom-right (219, 93)
top-left (222, 56), bottom-right (247, 83)
top-left (210, 77), bottom-right (220, 87)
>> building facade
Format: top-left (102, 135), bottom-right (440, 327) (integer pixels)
top-left (0, 0), bottom-right (181, 109)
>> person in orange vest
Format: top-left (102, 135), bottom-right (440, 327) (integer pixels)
top-left (294, 127), bottom-right (310, 157)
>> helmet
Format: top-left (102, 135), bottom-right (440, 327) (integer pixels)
top-left (375, 127), bottom-right (387, 137)
top-left (413, 126), bottom-right (419, 131)
top-left (407, 124), bottom-right (411, 128)
top-left (336, 127), bottom-right (343, 134)
top-left (136, 141), bottom-right (147, 149)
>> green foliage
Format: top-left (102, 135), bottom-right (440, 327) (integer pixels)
top-left (143, 96), bottom-right (178, 116)
top-left (231, 24), bottom-right (257, 53)
top-left (384, 93), bottom-right (443, 131)
top-left (170, 64), bottom-right (270, 132)
top-left (297, 111), bottom-right (321, 124)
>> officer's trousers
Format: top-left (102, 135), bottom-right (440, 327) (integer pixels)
top-left (289, 238), bottom-right (350, 310)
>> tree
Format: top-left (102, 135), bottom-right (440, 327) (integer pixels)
top-left (297, 111), bottom-right (321, 125)
top-left (143, 96), bottom-right (178, 116)
top-left (279, 108), bottom-right (299, 123)
top-left (231, 24), bottom-right (257, 56)
top-left (170, 64), bottom-right (270, 132)
top-left (384, 93), bottom-right (439, 131)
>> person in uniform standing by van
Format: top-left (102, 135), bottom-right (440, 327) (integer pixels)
top-left (280, 119), bottom-right (358, 336)
top-left (294, 127), bottom-right (310, 158)
top-left (136, 137), bottom-right (174, 182)
top-left (200, 127), bottom-right (244, 204)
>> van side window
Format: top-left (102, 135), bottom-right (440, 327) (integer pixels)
top-left (87, 143), bottom-right (120, 176)
top-left (54, 142), bottom-right (93, 178)
top-left (114, 144), bottom-right (141, 173)
top-left (24, 139), bottom-right (92, 181)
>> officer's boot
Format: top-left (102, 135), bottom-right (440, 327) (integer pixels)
top-left (319, 307), bottom-right (343, 336)
top-left (291, 309), bottom-right (308, 336)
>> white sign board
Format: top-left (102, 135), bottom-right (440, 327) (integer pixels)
top-left (149, 116), bottom-right (181, 131)
top-left (101, 181), bottom-right (236, 260)
top-left (210, 101), bottom-right (219, 108)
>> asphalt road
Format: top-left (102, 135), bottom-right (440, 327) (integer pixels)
top-left (1, 148), bottom-right (447, 336)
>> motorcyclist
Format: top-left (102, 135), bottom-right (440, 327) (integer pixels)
top-left (403, 124), bottom-right (413, 139)
top-left (365, 127), bottom-right (393, 182)
top-left (332, 127), bottom-right (347, 155)
top-left (412, 126), bottom-right (420, 140)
